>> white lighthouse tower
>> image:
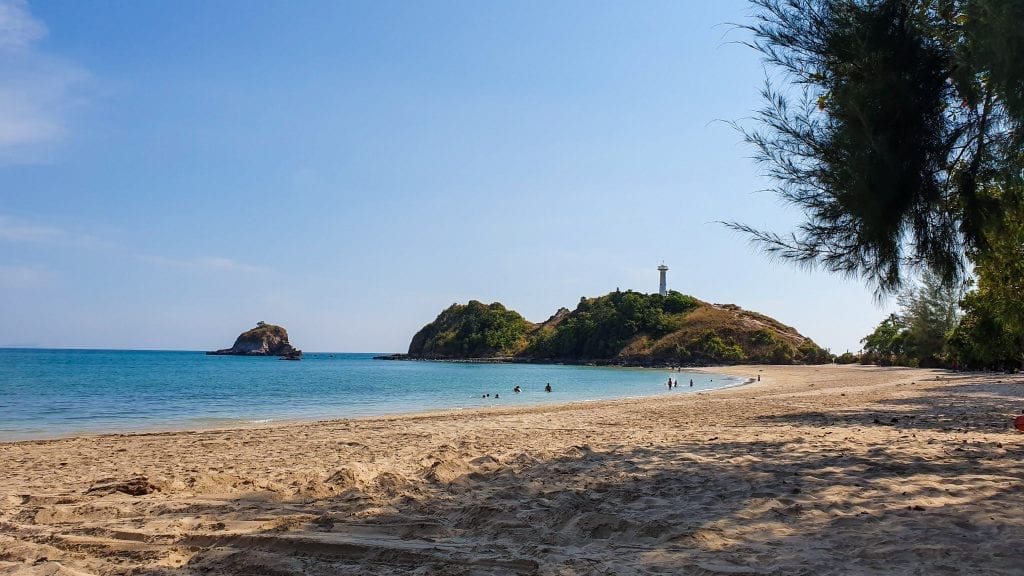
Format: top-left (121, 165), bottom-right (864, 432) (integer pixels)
top-left (657, 263), bottom-right (668, 296)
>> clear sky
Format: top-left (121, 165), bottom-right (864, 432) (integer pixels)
top-left (0, 0), bottom-right (895, 353)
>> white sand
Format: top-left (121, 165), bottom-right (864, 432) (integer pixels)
top-left (1, 364), bottom-right (1023, 575)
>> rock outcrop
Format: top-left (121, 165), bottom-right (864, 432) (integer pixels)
top-left (207, 322), bottom-right (302, 357)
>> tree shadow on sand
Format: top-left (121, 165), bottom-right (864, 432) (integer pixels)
top-left (118, 431), bottom-right (1024, 575)
top-left (759, 374), bottom-right (1024, 434)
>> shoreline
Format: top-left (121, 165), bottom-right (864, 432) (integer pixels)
top-left (3, 364), bottom-right (1023, 575)
top-left (0, 363), bottom-right (748, 445)
top-left (0, 370), bottom-right (754, 446)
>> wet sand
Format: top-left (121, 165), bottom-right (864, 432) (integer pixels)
top-left (2, 364), bottom-right (1023, 575)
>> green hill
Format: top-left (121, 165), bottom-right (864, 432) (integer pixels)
top-left (405, 290), bottom-right (830, 365)
top-left (407, 301), bottom-right (532, 358)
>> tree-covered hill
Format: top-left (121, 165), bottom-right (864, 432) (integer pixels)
top-left (404, 290), bottom-right (830, 365)
top-left (407, 301), bottom-right (534, 358)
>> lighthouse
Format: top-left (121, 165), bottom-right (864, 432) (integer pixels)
top-left (657, 263), bottom-right (668, 296)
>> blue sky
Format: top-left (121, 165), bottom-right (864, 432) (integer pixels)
top-left (0, 0), bottom-right (894, 353)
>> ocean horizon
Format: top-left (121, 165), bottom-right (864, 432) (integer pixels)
top-left (0, 348), bottom-right (744, 442)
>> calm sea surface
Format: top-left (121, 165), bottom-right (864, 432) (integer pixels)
top-left (0, 349), bottom-right (744, 441)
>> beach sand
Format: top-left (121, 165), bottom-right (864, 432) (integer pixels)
top-left (2, 364), bottom-right (1023, 575)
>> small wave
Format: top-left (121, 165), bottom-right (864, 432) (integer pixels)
top-left (246, 418), bottom-right (274, 424)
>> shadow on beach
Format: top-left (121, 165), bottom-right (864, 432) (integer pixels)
top-left (134, 433), bottom-right (1023, 573)
top-left (759, 375), bottom-right (1024, 434)
top-left (3, 371), bottom-right (1024, 575)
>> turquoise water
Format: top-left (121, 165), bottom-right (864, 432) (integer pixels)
top-left (0, 349), bottom-right (744, 441)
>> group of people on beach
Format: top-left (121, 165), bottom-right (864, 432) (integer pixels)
top-left (482, 382), bottom-right (553, 399)
top-left (666, 377), bottom-right (694, 389)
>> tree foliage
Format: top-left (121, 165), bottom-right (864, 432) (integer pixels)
top-left (835, 351), bottom-right (860, 363)
top-left (861, 313), bottom-right (907, 364)
top-left (407, 301), bottom-right (532, 358)
top-left (948, 289), bottom-right (1019, 368)
top-left (898, 269), bottom-right (962, 364)
top-left (697, 331), bottom-right (748, 363)
top-left (734, 0), bottom-right (1024, 295)
top-left (527, 290), bottom-right (684, 360)
top-left (861, 207), bottom-right (1024, 369)
top-left (949, 205), bottom-right (1024, 368)
top-left (861, 270), bottom-right (961, 365)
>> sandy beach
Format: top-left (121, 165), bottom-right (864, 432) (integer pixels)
top-left (2, 364), bottom-right (1023, 575)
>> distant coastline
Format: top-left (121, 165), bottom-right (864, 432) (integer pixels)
top-left (373, 353), bottom-right (742, 369)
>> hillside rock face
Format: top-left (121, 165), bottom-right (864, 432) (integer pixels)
top-left (207, 323), bottom-right (301, 357)
top-left (404, 291), bottom-right (830, 365)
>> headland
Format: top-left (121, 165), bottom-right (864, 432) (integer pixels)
top-left (397, 291), bottom-right (832, 366)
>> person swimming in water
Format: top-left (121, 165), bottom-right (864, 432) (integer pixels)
top-left (513, 385), bottom-right (522, 394)
top-left (544, 383), bottom-right (552, 393)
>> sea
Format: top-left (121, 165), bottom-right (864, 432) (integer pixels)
top-left (0, 349), bottom-right (745, 442)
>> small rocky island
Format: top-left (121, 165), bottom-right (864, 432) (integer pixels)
top-left (207, 321), bottom-right (302, 359)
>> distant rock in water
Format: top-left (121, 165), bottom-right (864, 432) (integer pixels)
top-left (207, 322), bottom-right (302, 357)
